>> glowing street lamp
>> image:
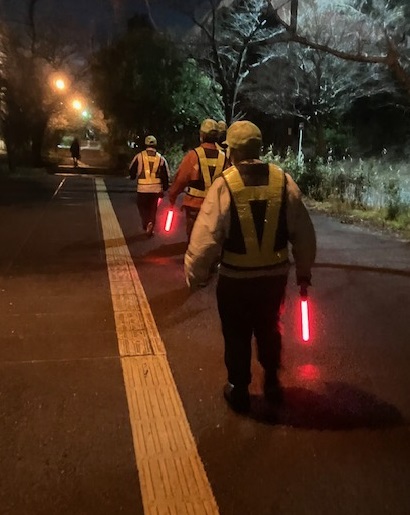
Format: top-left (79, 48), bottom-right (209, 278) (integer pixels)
top-left (50, 71), bottom-right (69, 92)
top-left (54, 78), bottom-right (66, 91)
top-left (72, 99), bottom-right (82, 111)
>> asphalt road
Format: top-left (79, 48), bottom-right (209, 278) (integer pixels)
top-left (0, 171), bottom-right (409, 515)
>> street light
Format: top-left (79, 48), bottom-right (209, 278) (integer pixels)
top-left (54, 78), bottom-right (66, 91)
top-left (72, 99), bottom-right (82, 111)
top-left (50, 72), bottom-right (69, 92)
top-left (297, 122), bottom-right (304, 167)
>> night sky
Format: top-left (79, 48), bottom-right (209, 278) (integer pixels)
top-left (0, 0), bottom-right (203, 42)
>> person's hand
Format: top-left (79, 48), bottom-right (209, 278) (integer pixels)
top-left (299, 284), bottom-right (308, 299)
top-left (297, 277), bottom-right (311, 299)
top-left (185, 276), bottom-right (207, 292)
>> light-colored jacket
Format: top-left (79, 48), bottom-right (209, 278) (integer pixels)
top-left (184, 164), bottom-right (316, 288)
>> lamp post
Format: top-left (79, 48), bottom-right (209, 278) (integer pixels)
top-left (297, 122), bottom-right (304, 167)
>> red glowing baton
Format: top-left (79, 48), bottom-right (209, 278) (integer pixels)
top-left (300, 286), bottom-right (310, 342)
top-left (164, 209), bottom-right (174, 232)
top-left (301, 298), bottom-right (310, 342)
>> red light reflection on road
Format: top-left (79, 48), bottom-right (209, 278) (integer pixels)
top-left (297, 364), bottom-right (320, 381)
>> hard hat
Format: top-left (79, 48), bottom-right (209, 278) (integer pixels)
top-left (217, 120), bottom-right (227, 132)
top-left (144, 135), bottom-right (157, 146)
top-left (225, 121), bottom-right (262, 150)
top-left (200, 119), bottom-right (218, 135)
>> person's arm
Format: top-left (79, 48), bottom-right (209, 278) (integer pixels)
top-left (184, 177), bottom-right (230, 289)
top-left (161, 157), bottom-right (170, 192)
top-left (285, 173), bottom-right (317, 286)
top-left (168, 151), bottom-right (197, 205)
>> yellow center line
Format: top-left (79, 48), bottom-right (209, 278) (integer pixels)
top-left (95, 178), bottom-right (219, 515)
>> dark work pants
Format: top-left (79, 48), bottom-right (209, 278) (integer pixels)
top-left (216, 274), bottom-right (288, 388)
top-left (136, 192), bottom-right (160, 230)
top-left (183, 206), bottom-right (200, 242)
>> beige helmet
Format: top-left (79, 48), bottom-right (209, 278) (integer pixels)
top-left (199, 118), bottom-right (218, 135)
top-left (217, 120), bottom-right (227, 133)
top-left (144, 135), bottom-right (157, 146)
top-left (225, 121), bottom-right (262, 151)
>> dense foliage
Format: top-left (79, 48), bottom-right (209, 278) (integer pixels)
top-left (90, 15), bottom-right (223, 150)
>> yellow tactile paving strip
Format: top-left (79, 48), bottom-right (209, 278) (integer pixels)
top-left (95, 179), bottom-right (219, 515)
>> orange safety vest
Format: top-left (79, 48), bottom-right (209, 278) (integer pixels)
top-left (185, 146), bottom-right (225, 199)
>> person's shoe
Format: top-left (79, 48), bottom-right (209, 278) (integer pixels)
top-left (146, 221), bottom-right (154, 237)
top-left (264, 373), bottom-right (283, 404)
top-left (223, 383), bottom-right (250, 413)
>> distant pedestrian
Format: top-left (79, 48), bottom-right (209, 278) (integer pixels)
top-left (70, 137), bottom-right (81, 168)
top-left (168, 119), bottom-right (228, 242)
top-left (129, 135), bottom-right (170, 237)
top-left (185, 121), bottom-right (316, 413)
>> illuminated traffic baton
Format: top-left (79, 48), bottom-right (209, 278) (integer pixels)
top-left (300, 287), bottom-right (310, 342)
top-left (164, 209), bottom-right (174, 232)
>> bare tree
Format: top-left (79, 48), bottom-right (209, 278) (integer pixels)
top-left (187, 0), bottom-right (287, 123)
top-left (173, 0), bottom-right (410, 159)
top-left (243, 1), bottom-right (406, 154)
top-left (271, 0), bottom-right (410, 98)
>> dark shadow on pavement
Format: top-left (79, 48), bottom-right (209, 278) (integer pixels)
top-left (314, 262), bottom-right (410, 277)
top-left (0, 177), bottom-right (56, 206)
top-left (249, 381), bottom-right (405, 430)
top-left (143, 242), bottom-right (187, 258)
top-left (149, 286), bottom-right (192, 313)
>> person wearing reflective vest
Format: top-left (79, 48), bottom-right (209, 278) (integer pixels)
top-left (129, 135), bottom-right (170, 237)
top-left (184, 121), bottom-right (316, 413)
top-left (168, 119), bottom-right (228, 241)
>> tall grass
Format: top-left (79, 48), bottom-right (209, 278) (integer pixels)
top-left (262, 147), bottom-right (410, 227)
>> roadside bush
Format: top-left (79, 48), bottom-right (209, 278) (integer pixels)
top-left (164, 143), bottom-right (184, 180)
top-left (300, 158), bottom-right (331, 201)
top-left (262, 146), bottom-right (304, 180)
top-left (384, 177), bottom-right (402, 220)
top-left (262, 147), bottom-right (330, 201)
top-left (261, 147), bottom-right (410, 231)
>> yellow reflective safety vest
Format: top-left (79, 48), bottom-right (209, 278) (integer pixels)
top-left (137, 150), bottom-right (162, 186)
top-left (221, 163), bottom-right (289, 270)
top-left (185, 146), bottom-right (225, 199)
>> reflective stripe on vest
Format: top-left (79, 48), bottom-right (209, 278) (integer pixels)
top-left (137, 151), bottom-right (162, 185)
top-left (185, 146), bottom-right (225, 198)
top-left (221, 164), bottom-right (288, 269)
